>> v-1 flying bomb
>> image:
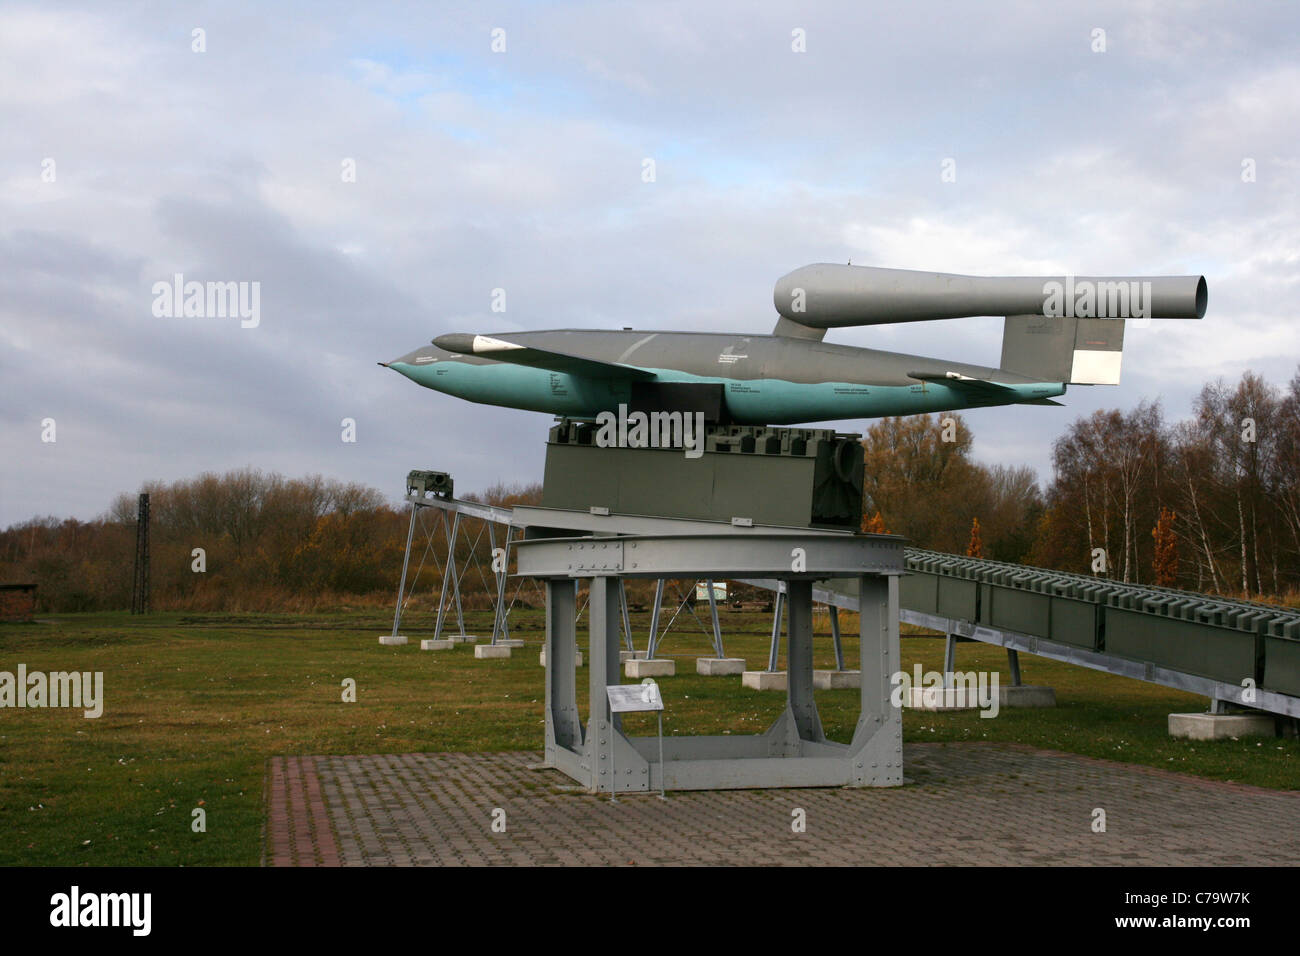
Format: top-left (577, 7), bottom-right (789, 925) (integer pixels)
top-left (383, 264), bottom-right (1206, 426)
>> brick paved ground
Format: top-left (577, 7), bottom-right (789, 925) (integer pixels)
top-left (265, 743), bottom-right (1300, 866)
top-left (264, 756), bottom-right (341, 866)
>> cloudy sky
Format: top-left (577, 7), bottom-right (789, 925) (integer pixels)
top-left (3, 1), bottom-right (1298, 526)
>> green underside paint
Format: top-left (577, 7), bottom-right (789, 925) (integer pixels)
top-left (389, 361), bottom-right (1066, 424)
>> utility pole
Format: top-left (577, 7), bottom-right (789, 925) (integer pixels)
top-left (131, 493), bottom-right (150, 614)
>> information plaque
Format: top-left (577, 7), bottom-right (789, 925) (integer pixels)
top-left (605, 679), bottom-right (666, 800)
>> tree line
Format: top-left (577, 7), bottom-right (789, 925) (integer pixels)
top-left (4, 367), bottom-right (1298, 612)
top-left (861, 368), bottom-right (1300, 601)
top-left (0, 470), bottom-right (542, 612)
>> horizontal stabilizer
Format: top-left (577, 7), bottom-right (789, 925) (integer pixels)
top-left (906, 370), bottom-right (1013, 397)
top-left (434, 333), bottom-right (657, 381)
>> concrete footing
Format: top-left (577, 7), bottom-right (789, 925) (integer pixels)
top-left (420, 639), bottom-right (456, 651)
top-left (813, 669), bottom-right (860, 689)
top-left (999, 685), bottom-right (1056, 708)
top-left (620, 650), bottom-right (647, 663)
top-left (742, 671), bottom-right (787, 691)
top-left (378, 635), bottom-right (408, 646)
top-left (696, 657), bottom-right (746, 676)
top-left (908, 687), bottom-right (980, 711)
top-left (539, 648), bottom-right (583, 667)
top-left (625, 658), bottom-right (675, 677)
top-left (474, 644), bottom-right (512, 660)
top-left (1169, 712), bottom-right (1276, 740)
top-left (442, 635), bottom-right (478, 644)
top-left (496, 639), bottom-right (525, 648)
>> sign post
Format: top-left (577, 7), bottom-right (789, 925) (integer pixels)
top-left (605, 679), bottom-right (666, 801)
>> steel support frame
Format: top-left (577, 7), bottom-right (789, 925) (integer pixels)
top-left (523, 533), bottom-right (906, 792)
top-left (705, 579), bottom-right (725, 658)
top-left (393, 491), bottom-right (1300, 725)
top-left (390, 494), bottom-right (527, 645)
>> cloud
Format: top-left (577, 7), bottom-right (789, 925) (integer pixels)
top-left (1, 0), bottom-right (1298, 525)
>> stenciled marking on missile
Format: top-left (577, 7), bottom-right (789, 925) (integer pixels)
top-left (717, 338), bottom-right (751, 365)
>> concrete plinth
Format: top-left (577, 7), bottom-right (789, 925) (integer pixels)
top-left (696, 657), bottom-right (746, 676)
top-left (378, 635), bottom-right (408, 646)
top-left (1169, 712), bottom-right (1276, 740)
top-left (999, 685), bottom-right (1056, 708)
top-left (813, 669), bottom-right (860, 689)
top-left (625, 658), bottom-right (675, 677)
top-left (908, 687), bottom-right (980, 711)
top-left (497, 639), bottom-right (526, 648)
top-left (539, 648), bottom-right (583, 667)
top-left (444, 635), bottom-right (478, 644)
top-left (742, 670), bottom-right (787, 691)
top-left (620, 650), bottom-right (646, 663)
top-left (474, 644), bottom-right (512, 660)
top-left (420, 639), bottom-right (455, 651)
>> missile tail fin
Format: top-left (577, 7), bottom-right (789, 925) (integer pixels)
top-left (999, 315), bottom-right (1125, 386)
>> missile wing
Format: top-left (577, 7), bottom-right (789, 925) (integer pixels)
top-left (433, 333), bottom-right (657, 381)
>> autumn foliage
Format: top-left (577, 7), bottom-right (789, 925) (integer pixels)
top-left (966, 517), bottom-right (984, 558)
top-left (861, 511), bottom-right (889, 534)
top-left (1152, 507), bottom-right (1179, 587)
top-left (0, 468), bottom-right (541, 613)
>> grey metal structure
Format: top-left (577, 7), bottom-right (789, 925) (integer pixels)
top-left (391, 482), bottom-right (1300, 720)
top-left (517, 533), bottom-right (906, 792)
top-left (772, 264), bottom-right (1207, 328)
top-left (761, 553), bottom-right (1300, 719)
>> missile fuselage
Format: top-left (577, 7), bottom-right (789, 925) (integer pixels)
top-left (387, 329), bottom-right (1064, 425)
top-left (384, 264), bottom-right (1205, 426)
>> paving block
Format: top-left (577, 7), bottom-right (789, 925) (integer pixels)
top-left (378, 635), bottom-right (408, 646)
top-left (742, 670), bottom-right (787, 691)
top-left (1168, 712), bottom-right (1276, 740)
top-left (420, 639), bottom-right (456, 651)
top-left (474, 644), bottom-right (512, 660)
top-left (813, 669), bottom-right (860, 689)
top-left (539, 648), bottom-right (584, 667)
top-left (696, 657), bottom-right (746, 676)
top-left (625, 658), bottom-right (675, 677)
top-left (999, 685), bottom-right (1056, 708)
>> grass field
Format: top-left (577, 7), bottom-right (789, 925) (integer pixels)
top-left (1, 606), bottom-right (1297, 866)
